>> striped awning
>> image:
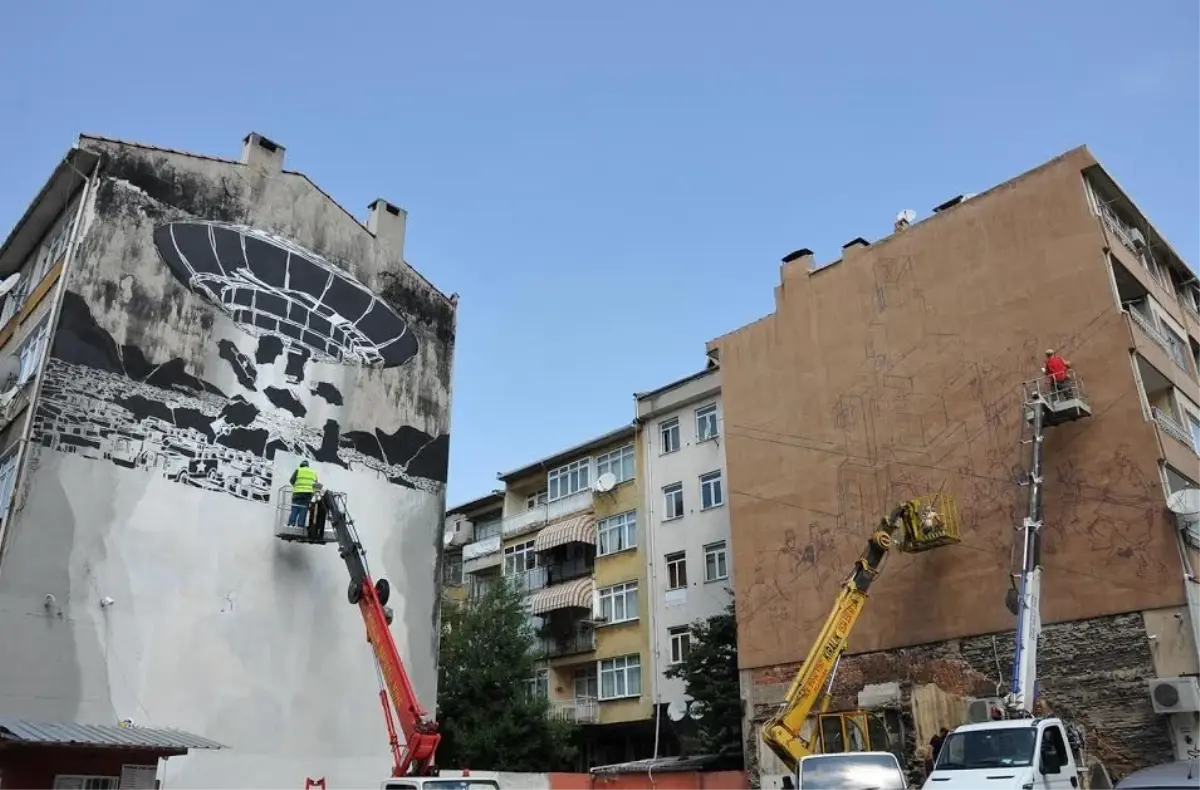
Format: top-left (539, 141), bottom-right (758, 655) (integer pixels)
top-left (530, 576), bottom-right (594, 615)
top-left (534, 514), bottom-right (596, 553)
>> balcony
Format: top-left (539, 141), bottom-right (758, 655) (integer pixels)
top-left (539, 630), bottom-right (596, 658)
top-left (1153, 406), bottom-right (1196, 453)
top-left (1128, 308), bottom-right (1196, 381)
top-left (503, 488), bottom-right (594, 539)
top-left (548, 697), bottom-right (599, 725)
top-left (509, 565), bottom-right (549, 595)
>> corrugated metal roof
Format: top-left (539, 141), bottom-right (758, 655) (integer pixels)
top-left (0, 718), bottom-right (225, 751)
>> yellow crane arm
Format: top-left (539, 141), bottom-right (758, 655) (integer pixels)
top-left (761, 502), bottom-right (933, 774)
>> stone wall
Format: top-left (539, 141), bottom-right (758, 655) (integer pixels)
top-left (744, 612), bottom-right (1173, 787)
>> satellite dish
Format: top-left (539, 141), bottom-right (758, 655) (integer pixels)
top-left (1166, 489), bottom-right (1200, 516)
top-left (594, 472), bottom-right (617, 493)
top-left (0, 273), bottom-right (19, 298)
top-left (667, 699), bottom-right (688, 722)
top-left (897, 209), bottom-right (917, 224)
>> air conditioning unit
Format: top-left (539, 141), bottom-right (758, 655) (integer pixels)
top-left (445, 516), bottom-right (474, 547)
top-left (966, 697), bottom-right (1004, 724)
top-left (1149, 677), bottom-right (1200, 714)
top-left (1129, 227), bottom-right (1147, 249)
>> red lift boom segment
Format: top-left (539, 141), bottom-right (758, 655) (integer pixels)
top-left (315, 490), bottom-right (442, 777)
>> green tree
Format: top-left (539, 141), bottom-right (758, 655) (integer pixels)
top-left (436, 579), bottom-right (577, 771)
top-left (664, 597), bottom-right (743, 760)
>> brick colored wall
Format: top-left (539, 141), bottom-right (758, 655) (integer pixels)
top-left (743, 612), bottom-right (1173, 786)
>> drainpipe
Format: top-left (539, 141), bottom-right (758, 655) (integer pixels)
top-left (0, 155), bottom-right (99, 566)
top-left (637, 412), bottom-right (665, 762)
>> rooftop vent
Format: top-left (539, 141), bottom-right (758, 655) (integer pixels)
top-left (932, 193), bottom-right (977, 214)
top-left (781, 248), bottom-right (814, 265)
top-left (842, 237), bottom-right (870, 251)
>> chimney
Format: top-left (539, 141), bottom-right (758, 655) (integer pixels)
top-left (781, 248), bottom-right (815, 268)
top-left (842, 237), bottom-right (870, 252)
top-left (367, 199), bottom-right (407, 258)
top-left (241, 132), bottom-right (286, 174)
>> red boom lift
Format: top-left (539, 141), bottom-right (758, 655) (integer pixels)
top-left (283, 488), bottom-right (442, 777)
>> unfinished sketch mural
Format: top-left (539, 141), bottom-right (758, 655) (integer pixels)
top-left (32, 217), bottom-right (448, 503)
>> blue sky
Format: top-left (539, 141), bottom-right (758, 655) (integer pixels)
top-left (2, 1), bottom-right (1197, 505)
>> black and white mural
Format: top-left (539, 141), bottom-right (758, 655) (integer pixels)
top-left (33, 219), bottom-right (449, 503)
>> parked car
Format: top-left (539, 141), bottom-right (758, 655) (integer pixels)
top-left (794, 751), bottom-right (908, 790)
top-left (1115, 760), bottom-right (1199, 790)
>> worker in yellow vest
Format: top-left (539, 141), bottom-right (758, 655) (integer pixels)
top-left (287, 460), bottom-right (319, 527)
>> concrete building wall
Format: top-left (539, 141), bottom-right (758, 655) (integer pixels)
top-left (636, 369), bottom-right (732, 711)
top-left (0, 134), bottom-right (456, 787)
top-left (707, 145), bottom-right (1197, 780)
top-left (591, 437), bottom-right (650, 725)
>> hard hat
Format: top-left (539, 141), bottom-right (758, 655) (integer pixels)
top-left (299, 460), bottom-right (310, 467)
top-left (1045, 349), bottom-right (1054, 356)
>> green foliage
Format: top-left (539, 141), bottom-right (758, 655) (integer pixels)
top-left (664, 597), bottom-right (743, 759)
top-left (436, 579), bottom-right (577, 771)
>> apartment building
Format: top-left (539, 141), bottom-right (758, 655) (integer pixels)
top-left (706, 146), bottom-right (1199, 782)
top-left (0, 133), bottom-right (456, 785)
top-left (634, 365), bottom-right (734, 725)
top-left (456, 426), bottom-right (658, 766)
top-left (444, 492), bottom-right (504, 605)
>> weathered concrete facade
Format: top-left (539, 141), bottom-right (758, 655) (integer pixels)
top-left (707, 146), bottom-right (1200, 783)
top-left (0, 133), bottom-right (456, 786)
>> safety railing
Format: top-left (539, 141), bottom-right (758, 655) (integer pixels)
top-left (274, 483), bottom-right (334, 542)
top-left (1025, 370), bottom-right (1087, 405)
top-left (1128, 308), bottom-right (1195, 378)
top-left (548, 697), bottom-right (599, 724)
top-left (900, 493), bottom-right (960, 552)
top-left (1152, 406), bottom-right (1195, 451)
top-left (539, 630), bottom-right (596, 658)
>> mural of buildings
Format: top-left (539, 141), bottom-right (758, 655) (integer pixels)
top-left (0, 132), bottom-right (456, 787)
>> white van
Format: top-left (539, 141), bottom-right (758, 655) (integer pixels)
top-left (381, 771), bottom-right (501, 790)
top-left (794, 751), bottom-right (908, 790)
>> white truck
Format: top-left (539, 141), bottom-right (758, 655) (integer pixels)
top-left (922, 718), bottom-right (1081, 790)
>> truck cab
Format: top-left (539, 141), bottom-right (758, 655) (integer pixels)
top-left (795, 751), bottom-right (907, 790)
top-left (922, 718), bottom-right (1079, 790)
top-left (381, 771), bottom-right (501, 790)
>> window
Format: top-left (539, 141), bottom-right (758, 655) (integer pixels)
top-left (1162, 324), bottom-right (1191, 371)
top-left (696, 403), bottom-right (719, 441)
top-left (936, 728), bottom-right (1036, 771)
top-left (573, 666), bottom-right (599, 699)
top-left (548, 458), bottom-right (590, 501)
top-left (597, 581), bottom-right (638, 623)
top-left (526, 489), bottom-right (547, 509)
top-left (528, 667), bottom-right (549, 699)
top-left (0, 451), bottom-right (18, 521)
top-left (669, 626), bottom-right (691, 664)
top-left (704, 541), bottom-right (728, 582)
top-left (663, 482), bottom-right (684, 520)
top-left (700, 470), bottom-right (724, 509)
top-left (665, 552), bottom-right (687, 589)
top-left (597, 510), bottom-right (637, 556)
top-left (443, 554), bottom-right (463, 586)
top-left (660, 418), bottom-right (680, 454)
top-left (16, 318), bottom-right (50, 387)
top-left (474, 518), bottom-right (501, 541)
top-left (119, 766), bottom-right (158, 790)
top-left (1187, 412), bottom-right (1200, 452)
top-left (596, 444), bottom-right (635, 484)
top-left (52, 778), bottom-right (119, 790)
top-left (598, 654), bottom-right (641, 700)
top-left (503, 541), bottom-right (537, 575)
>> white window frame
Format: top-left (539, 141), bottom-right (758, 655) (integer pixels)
top-left (596, 581), bottom-right (639, 624)
top-left (573, 665), bottom-right (599, 700)
top-left (695, 403), bottom-right (719, 441)
top-left (597, 510), bottom-right (637, 556)
top-left (503, 540), bottom-right (537, 575)
top-left (596, 443), bottom-right (635, 484)
top-left (16, 317), bottom-right (50, 387)
top-left (665, 551), bottom-right (687, 590)
top-left (660, 417), bottom-right (680, 454)
top-left (548, 458), bottom-right (590, 502)
top-left (704, 541), bottom-right (729, 582)
top-left (668, 626), bottom-right (691, 664)
top-left (0, 450), bottom-right (19, 522)
top-left (662, 482), bottom-right (684, 520)
top-left (526, 489), bottom-right (547, 509)
top-left (529, 667), bottom-right (549, 699)
top-left (700, 470), bottom-right (724, 510)
top-left (598, 654), bottom-right (641, 700)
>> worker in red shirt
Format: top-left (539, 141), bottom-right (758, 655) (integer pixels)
top-left (1043, 349), bottom-right (1071, 398)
